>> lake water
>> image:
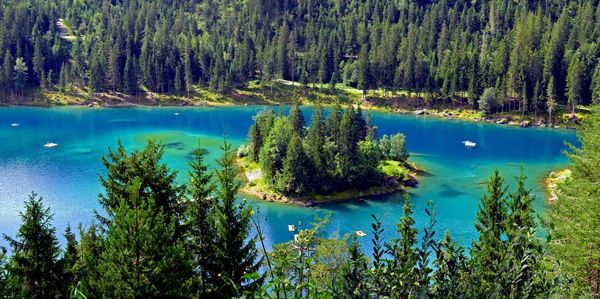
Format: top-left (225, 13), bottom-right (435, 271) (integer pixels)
top-left (0, 106), bottom-right (578, 252)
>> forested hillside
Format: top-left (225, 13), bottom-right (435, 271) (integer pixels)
top-left (1, 0), bottom-right (600, 114)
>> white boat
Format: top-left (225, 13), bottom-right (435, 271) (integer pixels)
top-left (462, 140), bottom-right (477, 148)
top-left (174, 112), bottom-right (180, 116)
top-left (10, 123), bottom-right (19, 127)
top-left (355, 230), bottom-right (367, 237)
top-left (288, 225), bottom-right (296, 232)
top-left (44, 142), bottom-right (58, 148)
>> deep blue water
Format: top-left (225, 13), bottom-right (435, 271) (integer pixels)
top-left (0, 106), bottom-right (578, 252)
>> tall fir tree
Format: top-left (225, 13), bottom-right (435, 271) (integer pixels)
top-left (98, 180), bottom-right (191, 298)
top-left (3, 193), bottom-right (63, 299)
top-left (184, 148), bottom-right (218, 297)
top-left (212, 139), bottom-right (263, 298)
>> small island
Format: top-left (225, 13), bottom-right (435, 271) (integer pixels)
top-left (236, 104), bottom-right (421, 206)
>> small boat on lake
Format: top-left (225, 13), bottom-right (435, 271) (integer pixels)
top-left (44, 142), bottom-right (58, 148)
top-left (462, 140), bottom-right (477, 148)
top-left (174, 112), bottom-right (180, 116)
top-left (10, 123), bottom-right (19, 127)
top-left (355, 230), bottom-right (367, 237)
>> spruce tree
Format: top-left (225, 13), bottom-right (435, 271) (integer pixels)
top-left (98, 180), bottom-right (192, 298)
top-left (288, 104), bottom-right (305, 136)
top-left (470, 170), bottom-right (509, 296)
top-left (281, 133), bottom-right (309, 195)
top-left (99, 141), bottom-right (185, 223)
top-left (74, 224), bottom-right (104, 298)
top-left (61, 225), bottom-right (79, 294)
top-left (3, 193), bottom-right (63, 299)
top-left (213, 139), bottom-right (263, 298)
top-left (550, 107), bottom-right (600, 297)
top-left (185, 148), bottom-right (218, 297)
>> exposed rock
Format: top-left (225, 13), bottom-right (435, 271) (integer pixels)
top-left (496, 118), bottom-right (509, 125)
top-left (413, 109), bottom-right (430, 115)
top-left (520, 120), bottom-right (531, 127)
top-left (245, 169), bottom-right (262, 183)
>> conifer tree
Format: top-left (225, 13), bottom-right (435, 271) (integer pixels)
top-left (98, 180), bottom-right (192, 298)
top-left (13, 57), bottom-right (27, 97)
top-left (213, 139), bottom-right (263, 297)
top-left (99, 141), bottom-right (185, 223)
top-left (3, 193), bottom-right (63, 299)
top-left (592, 64), bottom-right (600, 105)
top-left (2, 51), bottom-right (14, 92)
top-left (288, 104), bottom-right (305, 136)
top-left (470, 170), bottom-right (508, 296)
top-left (550, 107), bottom-right (600, 297)
top-left (61, 225), bottom-right (79, 294)
top-left (74, 224), bottom-right (104, 298)
top-left (185, 148), bottom-right (218, 297)
top-left (281, 133), bottom-right (309, 195)
top-left (32, 38), bottom-right (44, 83)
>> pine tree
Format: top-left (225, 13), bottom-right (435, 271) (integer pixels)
top-left (61, 225), bottom-right (79, 295)
top-left (470, 170), bottom-right (508, 296)
top-left (357, 44), bottom-right (371, 96)
top-left (185, 148), bottom-right (218, 297)
top-left (0, 247), bottom-right (6, 297)
top-left (2, 51), bottom-right (14, 92)
top-left (174, 63), bottom-right (183, 94)
top-left (592, 64), bottom-right (600, 105)
top-left (281, 133), bottom-right (309, 195)
top-left (3, 193), bottom-right (63, 299)
top-left (98, 179), bottom-right (192, 298)
top-left (13, 57), bottom-right (28, 97)
top-left (213, 139), bottom-right (263, 297)
top-left (547, 79), bottom-right (557, 123)
top-left (99, 141), bottom-right (185, 223)
top-left (566, 55), bottom-right (584, 116)
top-left (74, 224), bottom-right (104, 298)
top-left (32, 38), bottom-right (44, 84)
top-left (123, 54), bottom-right (137, 93)
top-left (550, 107), bottom-right (600, 297)
top-left (288, 104), bottom-right (305, 136)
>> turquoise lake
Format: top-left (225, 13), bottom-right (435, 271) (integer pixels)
top-left (0, 106), bottom-right (578, 252)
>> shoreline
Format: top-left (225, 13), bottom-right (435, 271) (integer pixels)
top-left (0, 91), bottom-right (575, 131)
top-left (237, 159), bottom-right (423, 207)
top-left (544, 169), bottom-right (572, 204)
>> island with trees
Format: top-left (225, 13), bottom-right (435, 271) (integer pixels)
top-left (236, 105), bottom-right (420, 205)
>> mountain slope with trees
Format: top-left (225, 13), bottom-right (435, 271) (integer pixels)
top-left (1, 0), bottom-right (600, 120)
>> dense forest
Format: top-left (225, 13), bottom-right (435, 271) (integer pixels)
top-left (2, 0), bottom-right (600, 115)
top-left (0, 108), bottom-right (598, 297)
top-left (242, 105), bottom-right (409, 196)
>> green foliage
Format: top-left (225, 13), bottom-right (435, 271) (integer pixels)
top-left (98, 179), bottom-right (192, 298)
top-left (479, 87), bottom-right (497, 115)
top-left (185, 148), bottom-right (218, 297)
top-left (388, 133), bottom-right (409, 163)
top-left (0, 140), bottom-right (564, 297)
top-left (3, 193), bottom-right (63, 299)
top-left (99, 140), bottom-right (185, 223)
top-left (549, 106), bottom-right (600, 297)
top-left (213, 139), bottom-right (263, 297)
top-left (249, 105), bottom-right (395, 196)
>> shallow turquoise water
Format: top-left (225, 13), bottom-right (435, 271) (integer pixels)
top-left (0, 106), bottom-right (577, 252)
